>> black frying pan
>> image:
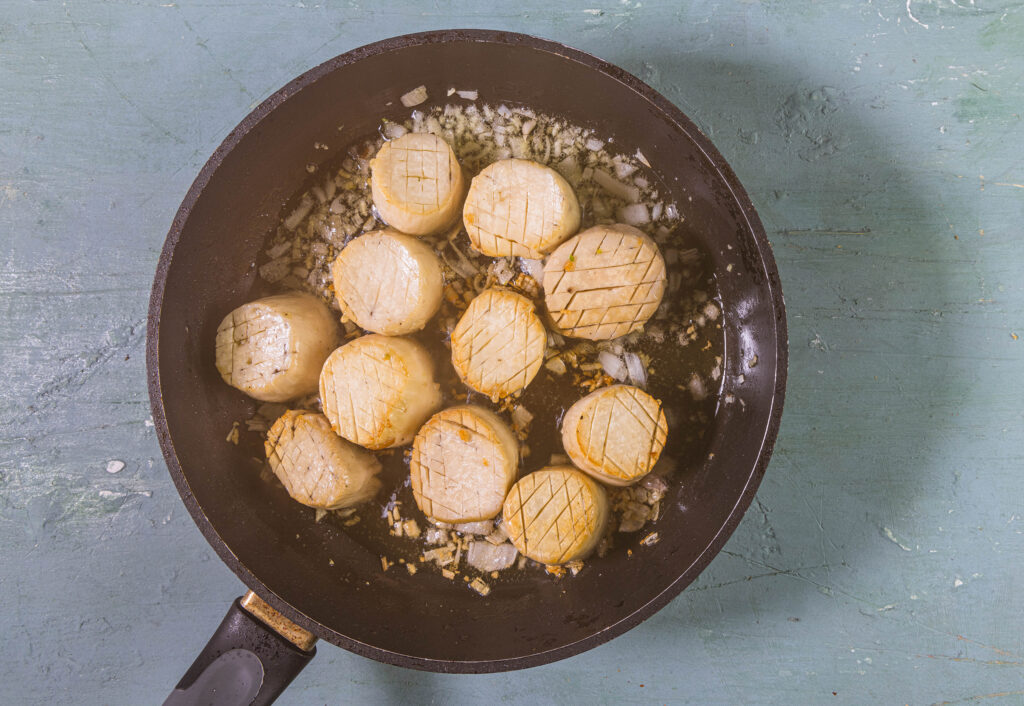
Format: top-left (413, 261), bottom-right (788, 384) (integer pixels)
top-left (148, 30), bottom-right (787, 705)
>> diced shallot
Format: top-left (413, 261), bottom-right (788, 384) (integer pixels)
top-left (618, 203), bottom-right (650, 226)
top-left (592, 169), bottom-right (641, 203)
top-left (599, 350), bottom-right (629, 382)
top-left (400, 85), bottom-right (428, 107)
top-left (467, 541), bottom-right (518, 572)
top-left (624, 351), bottom-right (647, 387)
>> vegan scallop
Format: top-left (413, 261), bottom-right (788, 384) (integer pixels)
top-left (331, 229), bottom-right (443, 335)
top-left (463, 158), bottom-right (581, 259)
top-left (561, 384), bottom-right (667, 487)
top-left (215, 292), bottom-right (338, 402)
top-left (450, 288), bottom-right (546, 401)
top-left (543, 224), bottom-right (667, 340)
top-left (265, 409), bottom-right (382, 510)
top-left (410, 405), bottom-right (519, 523)
top-left (369, 132), bottom-right (465, 236)
top-left (503, 466), bottom-right (610, 565)
top-left (319, 335), bottom-right (441, 450)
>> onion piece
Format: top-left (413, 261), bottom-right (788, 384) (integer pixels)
top-left (665, 203), bottom-right (680, 220)
top-left (592, 169), bottom-right (641, 203)
top-left (599, 350), bottom-right (628, 382)
top-left (467, 541), bottom-right (518, 572)
top-left (284, 198), bottom-right (313, 230)
top-left (400, 85), bottom-right (428, 107)
top-left (617, 203), bottom-right (650, 226)
top-left (624, 351), bottom-right (647, 387)
top-left (383, 121), bottom-right (408, 139)
top-left (456, 89), bottom-right (478, 100)
top-left (518, 257), bottom-right (544, 282)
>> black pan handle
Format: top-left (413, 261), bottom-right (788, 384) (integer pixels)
top-left (164, 592), bottom-right (317, 706)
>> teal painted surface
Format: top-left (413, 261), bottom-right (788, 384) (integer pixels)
top-left (2, 1), bottom-right (1022, 703)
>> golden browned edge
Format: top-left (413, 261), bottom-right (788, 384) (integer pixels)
top-left (241, 591), bottom-right (318, 652)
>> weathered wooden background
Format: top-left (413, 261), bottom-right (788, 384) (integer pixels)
top-left (1, 1), bottom-right (1022, 703)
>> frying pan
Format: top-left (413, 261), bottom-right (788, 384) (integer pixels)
top-left (148, 29), bottom-right (787, 704)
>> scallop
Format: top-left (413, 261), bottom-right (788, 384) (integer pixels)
top-left (319, 334), bottom-right (441, 449)
top-left (542, 224), bottom-right (667, 340)
top-left (369, 132), bottom-right (466, 236)
top-left (561, 385), bottom-right (668, 486)
top-left (463, 158), bottom-right (581, 259)
top-left (450, 288), bottom-right (546, 401)
top-left (502, 466), bottom-right (610, 565)
top-left (214, 292), bottom-right (338, 402)
top-left (265, 409), bottom-right (382, 510)
top-left (410, 405), bottom-right (519, 523)
top-left (331, 229), bottom-right (443, 335)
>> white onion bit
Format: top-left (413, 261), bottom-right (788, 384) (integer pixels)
top-left (618, 203), bottom-right (650, 226)
top-left (400, 85), bottom-right (428, 107)
top-left (593, 169), bottom-right (641, 203)
top-left (599, 350), bottom-right (629, 382)
top-left (467, 541), bottom-right (518, 572)
top-left (624, 351), bottom-right (647, 387)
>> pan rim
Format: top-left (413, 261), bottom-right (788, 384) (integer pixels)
top-left (146, 28), bottom-right (788, 673)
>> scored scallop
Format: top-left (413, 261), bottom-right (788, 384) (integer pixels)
top-left (450, 288), bottom-right (546, 401)
top-left (331, 229), bottom-right (443, 335)
top-left (561, 384), bottom-right (668, 487)
top-left (369, 132), bottom-right (465, 236)
top-left (463, 158), bottom-right (581, 259)
top-left (543, 224), bottom-right (667, 341)
top-left (319, 334), bottom-right (442, 450)
top-left (410, 405), bottom-right (519, 523)
top-left (265, 409), bottom-right (382, 510)
top-left (503, 466), bottom-right (610, 565)
top-left (214, 292), bottom-right (338, 402)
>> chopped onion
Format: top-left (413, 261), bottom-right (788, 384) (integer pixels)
top-left (467, 541), bottom-right (518, 572)
top-left (383, 121), bottom-right (408, 139)
top-left (665, 203), bottom-right (680, 220)
top-left (497, 104), bottom-right (512, 118)
top-left (456, 89), bottom-right (478, 100)
top-left (259, 256), bottom-right (290, 283)
top-left (688, 373), bottom-right (707, 400)
top-left (490, 258), bottom-right (515, 285)
top-left (633, 176), bottom-right (649, 189)
top-left (544, 356), bottom-right (567, 375)
top-left (593, 169), bottom-right (641, 203)
top-left (522, 119), bottom-right (537, 137)
top-left (585, 137), bottom-right (605, 151)
top-left (624, 351), bottom-right (647, 387)
top-left (400, 85), bottom-right (428, 107)
top-left (510, 405), bottom-right (534, 430)
top-left (283, 197), bottom-right (313, 230)
top-left (618, 203), bottom-right (650, 226)
top-left (650, 202), bottom-right (664, 221)
top-left (599, 350), bottom-right (628, 382)
top-left (614, 159), bottom-right (638, 180)
top-left (424, 528), bottom-right (449, 545)
top-left (635, 149), bottom-right (651, 167)
top-left (266, 242), bottom-right (290, 260)
top-left (518, 257), bottom-right (544, 282)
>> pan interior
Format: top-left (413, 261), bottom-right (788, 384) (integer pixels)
top-left (153, 33), bottom-right (784, 670)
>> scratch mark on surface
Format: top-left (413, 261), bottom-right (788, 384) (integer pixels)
top-left (907, 0), bottom-right (930, 28)
top-left (932, 690), bottom-right (1024, 705)
top-left (883, 527), bottom-right (913, 551)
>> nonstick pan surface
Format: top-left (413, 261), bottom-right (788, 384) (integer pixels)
top-left (148, 29), bottom-right (787, 673)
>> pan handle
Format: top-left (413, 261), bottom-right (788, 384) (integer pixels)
top-left (164, 592), bottom-right (317, 706)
